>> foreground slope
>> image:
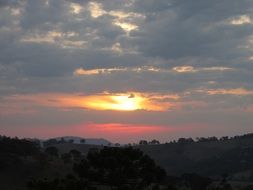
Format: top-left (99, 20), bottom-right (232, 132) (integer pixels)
top-left (138, 135), bottom-right (253, 179)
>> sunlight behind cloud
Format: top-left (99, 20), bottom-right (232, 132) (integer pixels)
top-left (20, 30), bottom-right (86, 49)
top-left (201, 88), bottom-right (253, 95)
top-left (73, 68), bottom-right (127, 75)
top-left (88, 2), bottom-right (106, 18)
top-left (113, 21), bottom-right (138, 32)
top-left (87, 3), bottom-right (143, 33)
top-left (74, 68), bottom-right (100, 75)
top-left (70, 3), bottom-right (82, 14)
top-left (173, 66), bottom-right (196, 73)
top-left (85, 94), bottom-right (144, 111)
top-left (230, 15), bottom-right (251, 25)
top-left (109, 11), bottom-right (144, 32)
top-left (173, 66), bottom-right (233, 73)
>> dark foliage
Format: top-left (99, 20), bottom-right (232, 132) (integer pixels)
top-left (242, 185), bottom-right (253, 190)
top-left (45, 146), bottom-right (59, 157)
top-left (139, 140), bottom-right (148, 145)
top-left (0, 136), bottom-right (39, 156)
top-left (27, 175), bottom-right (89, 190)
top-left (180, 173), bottom-right (212, 190)
top-left (195, 147), bottom-right (253, 175)
top-left (73, 147), bottom-right (167, 189)
top-left (25, 146), bottom-right (167, 190)
top-left (0, 136), bottom-right (40, 170)
top-left (149, 139), bottom-right (160, 145)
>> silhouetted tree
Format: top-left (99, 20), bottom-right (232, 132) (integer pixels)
top-left (213, 173), bottom-right (233, 190)
top-left (165, 184), bottom-right (178, 190)
top-left (69, 149), bottom-right (82, 161)
top-left (149, 139), bottom-right (160, 145)
top-left (207, 136), bottom-right (218, 142)
top-left (181, 173), bottom-right (212, 190)
top-left (115, 143), bottom-right (120, 147)
top-left (139, 140), bottom-right (148, 145)
top-left (0, 136), bottom-right (40, 169)
top-left (27, 176), bottom-right (89, 190)
top-left (177, 138), bottom-right (194, 144)
top-left (61, 153), bottom-right (71, 163)
top-left (196, 137), bottom-right (208, 142)
top-left (220, 136), bottom-right (229, 141)
top-left (73, 147), bottom-right (166, 189)
top-left (43, 138), bottom-right (58, 147)
top-left (0, 136), bottom-right (39, 156)
top-left (243, 185), bottom-right (253, 190)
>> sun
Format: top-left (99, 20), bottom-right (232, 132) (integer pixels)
top-left (82, 93), bottom-right (144, 111)
top-left (78, 92), bottom-right (169, 111)
top-left (111, 95), bottom-right (140, 111)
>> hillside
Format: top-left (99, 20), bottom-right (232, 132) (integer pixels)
top-left (138, 135), bottom-right (253, 180)
top-left (51, 143), bottom-right (103, 154)
top-left (41, 134), bottom-right (253, 180)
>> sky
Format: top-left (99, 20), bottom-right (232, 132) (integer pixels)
top-left (0, 0), bottom-right (253, 143)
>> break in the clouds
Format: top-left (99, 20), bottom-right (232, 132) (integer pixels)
top-left (0, 0), bottom-right (253, 142)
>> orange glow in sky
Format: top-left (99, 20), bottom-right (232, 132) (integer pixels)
top-left (5, 92), bottom-right (175, 112)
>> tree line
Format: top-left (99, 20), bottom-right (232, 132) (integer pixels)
top-left (138, 133), bottom-right (253, 145)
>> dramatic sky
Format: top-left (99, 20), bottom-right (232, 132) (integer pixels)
top-left (1, 0), bottom-right (253, 143)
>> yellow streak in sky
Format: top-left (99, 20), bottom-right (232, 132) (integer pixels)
top-left (7, 92), bottom-right (172, 112)
top-left (84, 94), bottom-right (144, 111)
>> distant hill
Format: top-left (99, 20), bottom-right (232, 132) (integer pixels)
top-left (53, 136), bottom-right (111, 145)
top-left (51, 143), bottom-right (103, 154)
top-left (43, 136), bottom-right (111, 146)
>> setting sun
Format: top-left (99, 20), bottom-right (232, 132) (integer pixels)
top-left (109, 94), bottom-right (142, 111)
top-left (85, 93), bottom-right (144, 111)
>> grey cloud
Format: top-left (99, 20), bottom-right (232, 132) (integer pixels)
top-left (0, 0), bottom-right (24, 7)
top-left (131, 0), bottom-right (253, 66)
top-left (0, 0), bottom-right (253, 126)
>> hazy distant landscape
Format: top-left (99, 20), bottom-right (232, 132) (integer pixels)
top-left (1, 133), bottom-right (253, 190)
